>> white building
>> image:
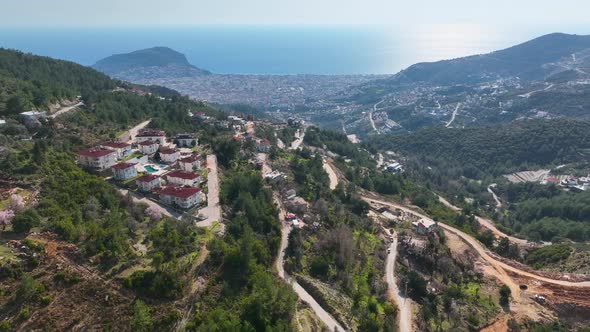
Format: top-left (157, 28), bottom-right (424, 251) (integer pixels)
top-left (412, 218), bottom-right (437, 235)
top-left (166, 170), bottom-right (201, 187)
top-left (78, 147), bottom-right (117, 171)
top-left (135, 129), bottom-right (166, 145)
top-left (136, 174), bottom-right (161, 192)
top-left (174, 133), bottom-right (198, 147)
top-left (179, 154), bottom-right (204, 172)
top-left (112, 162), bottom-right (137, 180)
top-left (157, 186), bottom-right (202, 209)
top-left (100, 141), bottom-right (132, 159)
top-left (159, 148), bottom-right (180, 164)
top-left (20, 111), bottom-right (47, 127)
top-left (138, 140), bottom-right (159, 155)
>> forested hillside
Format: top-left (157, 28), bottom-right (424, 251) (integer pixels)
top-left (368, 119), bottom-right (590, 178)
top-left (0, 48), bottom-right (116, 115)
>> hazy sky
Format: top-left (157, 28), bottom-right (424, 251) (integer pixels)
top-left (1, 0), bottom-right (590, 27)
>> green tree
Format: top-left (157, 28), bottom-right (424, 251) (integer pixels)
top-left (499, 284), bottom-right (511, 307)
top-left (131, 300), bottom-right (153, 332)
top-left (11, 209), bottom-right (41, 234)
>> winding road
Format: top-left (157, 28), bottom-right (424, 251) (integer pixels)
top-left (274, 194), bottom-right (346, 332)
top-left (363, 196), bottom-right (590, 288)
top-left (290, 128), bottom-right (305, 150)
top-left (436, 194), bottom-right (528, 246)
top-left (323, 160), bottom-right (338, 190)
top-left (384, 229), bottom-right (413, 332)
top-left (487, 184), bottom-right (502, 209)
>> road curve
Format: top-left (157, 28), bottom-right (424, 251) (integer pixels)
top-left (323, 160), bottom-right (339, 190)
top-left (274, 195), bottom-right (346, 332)
top-left (363, 196), bottom-right (590, 288)
top-left (436, 194), bottom-right (528, 246)
top-left (384, 229), bottom-right (413, 332)
top-left (487, 184), bottom-right (502, 209)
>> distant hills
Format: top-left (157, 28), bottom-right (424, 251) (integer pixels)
top-left (389, 33), bottom-right (590, 85)
top-left (92, 47), bottom-right (211, 81)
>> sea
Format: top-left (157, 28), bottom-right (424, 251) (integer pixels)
top-left (0, 25), bottom-right (588, 75)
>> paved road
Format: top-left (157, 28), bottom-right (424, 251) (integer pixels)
top-left (445, 103), bottom-right (461, 128)
top-left (49, 101), bottom-right (84, 119)
top-left (274, 195), bottom-right (346, 332)
top-left (384, 229), bottom-right (412, 332)
top-left (118, 119), bottom-right (151, 143)
top-left (196, 155), bottom-right (222, 231)
top-left (363, 196), bottom-right (590, 288)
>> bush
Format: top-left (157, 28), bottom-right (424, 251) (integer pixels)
top-left (18, 306), bottom-right (30, 320)
top-left (131, 300), bottom-right (152, 332)
top-left (16, 275), bottom-right (44, 302)
top-left (499, 284), bottom-right (511, 306)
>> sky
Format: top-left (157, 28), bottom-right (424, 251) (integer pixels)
top-left (1, 0), bottom-right (590, 28)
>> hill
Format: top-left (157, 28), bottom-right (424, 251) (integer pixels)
top-left (92, 47), bottom-right (211, 80)
top-left (0, 48), bottom-right (116, 115)
top-left (388, 33), bottom-right (590, 85)
top-left (367, 119), bottom-right (590, 178)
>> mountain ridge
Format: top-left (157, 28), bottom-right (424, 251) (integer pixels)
top-left (92, 46), bottom-right (211, 80)
top-left (388, 32), bottom-right (590, 85)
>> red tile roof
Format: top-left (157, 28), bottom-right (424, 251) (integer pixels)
top-left (157, 186), bottom-right (201, 199)
top-left (136, 174), bottom-right (160, 183)
top-left (100, 141), bottom-right (131, 149)
top-left (112, 162), bottom-right (135, 170)
top-left (137, 129), bottom-right (166, 137)
top-left (180, 154), bottom-right (201, 163)
top-left (139, 140), bottom-right (159, 146)
top-left (78, 147), bottom-right (115, 158)
top-left (159, 148), bottom-right (178, 155)
top-left (166, 170), bottom-right (200, 180)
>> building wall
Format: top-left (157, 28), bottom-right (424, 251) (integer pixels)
top-left (114, 167), bottom-right (137, 180)
top-left (167, 176), bottom-right (199, 187)
top-left (179, 161), bottom-right (201, 172)
top-left (78, 153), bottom-right (116, 171)
top-left (161, 152), bottom-right (179, 163)
top-left (137, 179), bottom-right (160, 192)
top-left (139, 144), bottom-right (159, 155)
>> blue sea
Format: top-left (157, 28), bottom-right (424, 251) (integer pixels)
top-left (0, 25), bottom-right (587, 75)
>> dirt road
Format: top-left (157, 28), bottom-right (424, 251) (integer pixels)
top-left (384, 229), bottom-right (413, 332)
top-left (445, 102), bottom-right (461, 127)
top-left (436, 194), bottom-right (528, 246)
top-left (323, 160), bottom-right (339, 190)
top-left (117, 188), bottom-right (181, 219)
top-left (290, 128), bottom-right (305, 150)
top-left (487, 184), bottom-right (502, 209)
top-left (118, 119), bottom-right (151, 143)
top-left (369, 99), bottom-right (384, 133)
top-left (274, 195), bottom-right (346, 332)
top-left (49, 101), bottom-right (84, 118)
top-left (363, 196), bottom-right (590, 288)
